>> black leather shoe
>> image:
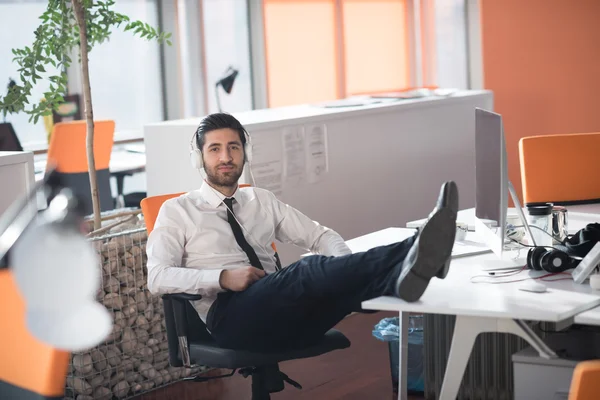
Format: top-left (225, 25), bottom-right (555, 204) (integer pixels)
top-left (394, 181), bottom-right (458, 302)
top-left (435, 181), bottom-right (459, 279)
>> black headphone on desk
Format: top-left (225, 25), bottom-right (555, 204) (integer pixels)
top-left (529, 221), bottom-right (600, 273)
top-left (526, 246), bottom-right (575, 273)
top-left (523, 203), bottom-right (575, 273)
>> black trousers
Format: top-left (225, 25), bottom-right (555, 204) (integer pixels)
top-left (207, 235), bottom-right (416, 352)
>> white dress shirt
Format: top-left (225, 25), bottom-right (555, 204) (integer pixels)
top-left (146, 181), bottom-right (352, 322)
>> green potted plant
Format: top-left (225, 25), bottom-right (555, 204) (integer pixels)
top-left (0, 0), bottom-right (171, 230)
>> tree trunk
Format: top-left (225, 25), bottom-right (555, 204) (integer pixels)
top-left (72, 0), bottom-right (101, 230)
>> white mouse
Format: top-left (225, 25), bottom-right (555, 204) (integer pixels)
top-left (590, 274), bottom-right (600, 290)
top-left (519, 281), bottom-right (547, 293)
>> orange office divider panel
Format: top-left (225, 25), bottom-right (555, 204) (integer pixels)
top-left (47, 120), bottom-right (115, 174)
top-left (0, 269), bottom-right (70, 398)
top-left (519, 132), bottom-right (600, 205)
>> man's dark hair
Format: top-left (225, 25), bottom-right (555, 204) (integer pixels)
top-left (195, 112), bottom-right (247, 152)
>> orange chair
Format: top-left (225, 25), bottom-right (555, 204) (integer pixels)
top-left (0, 269), bottom-right (70, 398)
top-left (47, 120), bottom-right (115, 214)
top-left (141, 192), bottom-right (185, 234)
top-left (569, 360), bottom-right (600, 400)
top-left (140, 191), bottom-right (350, 399)
top-left (519, 132), bottom-right (600, 205)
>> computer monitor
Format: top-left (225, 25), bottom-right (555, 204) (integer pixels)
top-left (474, 108), bottom-right (536, 258)
top-left (0, 123), bottom-right (23, 152)
top-left (474, 108), bottom-right (508, 257)
top-left (53, 94), bottom-right (81, 123)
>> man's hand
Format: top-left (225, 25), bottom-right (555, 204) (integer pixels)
top-left (219, 267), bottom-right (266, 292)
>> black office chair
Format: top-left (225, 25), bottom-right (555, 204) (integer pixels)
top-left (162, 293), bottom-right (351, 400)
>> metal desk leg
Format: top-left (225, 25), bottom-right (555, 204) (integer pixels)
top-left (113, 173), bottom-right (126, 208)
top-left (438, 316), bottom-right (557, 400)
top-left (398, 311), bottom-right (409, 400)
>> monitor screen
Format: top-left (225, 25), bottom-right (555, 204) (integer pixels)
top-left (474, 108), bottom-right (509, 258)
top-left (0, 123), bottom-right (23, 152)
top-left (475, 108), bottom-right (505, 224)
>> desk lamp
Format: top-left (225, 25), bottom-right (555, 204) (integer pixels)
top-left (0, 170), bottom-right (112, 352)
top-left (215, 66), bottom-right (239, 112)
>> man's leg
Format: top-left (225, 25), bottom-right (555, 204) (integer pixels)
top-left (209, 181), bottom-right (458, 352)
top-left (208, 236), bottom-right (416, 351)
top-left (294, 179), bottom-right (459, 346)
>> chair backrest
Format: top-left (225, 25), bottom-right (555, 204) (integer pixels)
top-left (569, 360), bottom-right (600, 400)
top-left (519, 132), bottom-right (600, 205)
top-left (47, 120), bottom-right (116, 214)
top-left (141, 192), bottom-right (186, 234)
top-left (47, 120), bottom-right (115, 173)
top-left (140, 192), bottom-right (212, 367)
top-left (0, 269), bottom-right (70, 398)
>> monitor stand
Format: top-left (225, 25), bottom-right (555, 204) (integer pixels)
top-left (508, 180), bottom-right (537, 248)
top-left (475, 180), bottom-right (534, 260)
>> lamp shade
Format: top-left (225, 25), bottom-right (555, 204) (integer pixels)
top-left (217, 67), bottom-right (239, 94)
top-left (11, 221), bottom-right (112, 351)
top-left (26, 302), bottom-right (112, 352)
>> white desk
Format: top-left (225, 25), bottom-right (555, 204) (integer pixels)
top-left (33, 148), bottom-right (146, 181)
top-left (356, 208), bottom-right (600, 400)
top-left (407, 206), bottom-right (600, 234)
top-left (574, 303), bottom-right (600, 326)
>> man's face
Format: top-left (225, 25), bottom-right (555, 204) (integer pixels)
top-left (201, 128), bottom-right (245, 189)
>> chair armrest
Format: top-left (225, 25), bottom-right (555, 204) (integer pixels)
top-left (162, 293), bottom-right (203, 301)
top-left (162, 293), bottom-right (202, 367)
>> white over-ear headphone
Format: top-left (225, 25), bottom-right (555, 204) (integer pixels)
top-left (189, 129), bottom-right (253, 170)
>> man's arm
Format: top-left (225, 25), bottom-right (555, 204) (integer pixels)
top-left (270, 193), bottom-right (351, 256)
top-left (146, 203), bottom-right (224, 296)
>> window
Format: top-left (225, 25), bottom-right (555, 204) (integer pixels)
top-left (260, 0), bottom-right (470, 108)
top-left (263, 0), bottom-right (338, 107)
top-left (423, 0), bottom-right (468, 89)
top-left (167, 0), bottom-right (254, 118)
top-left (262, 0), bottom-right (409, 107)
top-left (202, 0), bottom-right (254, 113)
top-left (0, 0), bottom-right (60, 148)
top-left (342, 0), bottom-right (410, 95)
top-left (75, 0), bottom-right (165, 140)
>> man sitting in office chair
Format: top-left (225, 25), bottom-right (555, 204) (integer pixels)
top-left (146, 113), bottom-right (458, 352)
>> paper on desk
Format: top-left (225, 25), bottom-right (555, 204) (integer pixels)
top-left (451, 232), bottom-right (492, 258)
top-left (282, 126), bottom-right (306, 184)
top-left (305, 123), bottom-right (328, 184)
top-left (250, 130), bottom-right (283, 197)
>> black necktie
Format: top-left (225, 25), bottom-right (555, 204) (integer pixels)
top-left (223, 198), bottom-right (264, 270)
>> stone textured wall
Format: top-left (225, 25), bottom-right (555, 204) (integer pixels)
top-left (64, 220), bottom-right (203, 399)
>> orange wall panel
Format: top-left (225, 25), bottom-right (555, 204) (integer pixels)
top-left (480, 0), bottom-right (600, 200)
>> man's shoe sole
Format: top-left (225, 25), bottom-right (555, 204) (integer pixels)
top-left (436, 182), bottom-right (459, 279)
top-left (394, 208), bottom-right (456, 302)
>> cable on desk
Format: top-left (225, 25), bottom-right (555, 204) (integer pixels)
top-left (507, 223), bottom-right (571, 246)
top-left (470, 263), bottom-right (572, 284)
